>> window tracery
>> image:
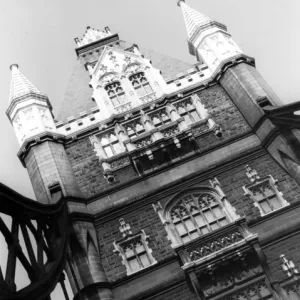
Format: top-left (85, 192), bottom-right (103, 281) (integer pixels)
top-left (153, 180), bottom-right (239, 247)
top-left (174, 98), bottom-right (201, 125)
top-left (104, 81), bottom-right (127, 107)
top-left (123, 119), bottom-right (145, 139)
top-left (98, 131), bottom-right (123, 158)
top-left (243, 165), bottom-right (289, 216)
top-left (170, 192), bottom-right (229, 243)
top-left (149, 108), bottom-right (171, 127)
top-left (113, 219), bottom-right (157, 275)
top-left (129, 72), bottom-right (153, 98)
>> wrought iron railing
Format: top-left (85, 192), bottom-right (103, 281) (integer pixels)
top-left (0, 183), bottom-right (70, 300)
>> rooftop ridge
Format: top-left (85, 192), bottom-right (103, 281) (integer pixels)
top-left (75, 26), bottom-right (113, 48)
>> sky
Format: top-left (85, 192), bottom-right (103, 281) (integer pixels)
top-left (0, 0), bottom-right (300, 298)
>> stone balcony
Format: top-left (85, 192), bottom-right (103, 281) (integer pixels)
top-left (176, 218), bottom-right (258, 274)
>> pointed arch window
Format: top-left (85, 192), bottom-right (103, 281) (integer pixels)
top-left (129, 72), bottom-right (153, 98)
top-left (105, 82), bottom-right (127, 107)
top-left (170, 192), bottom-right (229, 243)
top-left (153, 181), bottom-right (240, 247)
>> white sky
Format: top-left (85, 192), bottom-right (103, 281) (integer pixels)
top-left (0, 0), bottom-right (300, 298)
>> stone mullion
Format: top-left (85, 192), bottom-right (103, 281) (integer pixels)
top-left (140, 239), bottom-right (152, 265)
top-left (132, 240), bottom-right (144, 269)
top-left (208, 203), bottom-right (222, 228)
top-left (190, 211), bottom-right (203, 236)
top-left (199, 207), bottom-right (213, 234)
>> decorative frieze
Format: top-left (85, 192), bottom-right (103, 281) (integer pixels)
top-left (189, 230), bottom-right (243, 262)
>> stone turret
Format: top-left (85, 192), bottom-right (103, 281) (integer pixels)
top-left (177, 0), bottom-right (242, 73)
top-left (6, 64), bottom-right (57, 145)
top-left (177, 0), bottom-right (282, 128)
top-left (6, 64), bottom-right (83, 204)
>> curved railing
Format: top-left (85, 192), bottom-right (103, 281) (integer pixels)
top-left (0, 183), bottom-right (68, 300)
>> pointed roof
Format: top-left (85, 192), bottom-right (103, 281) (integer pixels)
top-left (177, 0), bottom-right (213, 39)
top-left (9, 64), bottom-right (42, 103)
top-left (57, 41), bottom-right (193, 121)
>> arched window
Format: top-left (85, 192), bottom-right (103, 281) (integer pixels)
top-left (105, 82), bottom-right (127, 107)
top-left (169, 192), bottom-right (229, 243)
top-left (129, 72), bottom-right (153, 98)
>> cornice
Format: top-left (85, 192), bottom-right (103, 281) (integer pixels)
top-left (75, 33), bottom-right (120, 56)
top-left (17, 132), bottom-right (65, 166)
top-left (6, 92), bottom-right (51, 122)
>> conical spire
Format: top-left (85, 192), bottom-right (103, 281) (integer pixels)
top-left (9, 64), bottom-right (42, 103)
top-left (177, 0), bottom-right (212, 39)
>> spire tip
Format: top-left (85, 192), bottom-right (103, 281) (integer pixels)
top-left (177, 0), bottom-right (185, 6)
top-left (10, 64), bottom-right (19, 71)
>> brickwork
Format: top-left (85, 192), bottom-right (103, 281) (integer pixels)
top-left (196, 84), bottom-right (250, 141)
top-left (94, 152), bottom-right (300, 287)
top-left (148, 283), bottom-right (198, 300)
top-left (264, 233), bottom-right (300, 282)
top-left (215, 154), bottom-right (300, 222)
top-left (96, 205), bottom-right (174, 283)
top-left (65, 137), bottom-right (139, 197)
top-left (65, 84), bottom-right (251, 199)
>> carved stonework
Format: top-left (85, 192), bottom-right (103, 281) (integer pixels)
top-left (243, 165), bottom-right (289, 216)
top-left (189, 230), bottom-right (243, 262)
top-left (161, 124), bottom-right (180, 138)
top-left (284, 282), bottom-right (300, 300)
top-left (109, 156), bottom-right (130, 170)
top-left (114, 102), bottom-right (132, 113)
top-left (202, 261), bottom-right (263, 297)
top-left (135, 136), bottom-right (153, 148)
top-left (75, 26), bottom-right (112, 47)
top-left (222, 279), bottom-right (273, 300)
top-left (113, 219), bottom-right (157, 275)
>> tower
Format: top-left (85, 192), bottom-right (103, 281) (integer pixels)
top-left (6, 64), bottom-right (83, 204)
top-left (4, 2), bottom-right (300, 300)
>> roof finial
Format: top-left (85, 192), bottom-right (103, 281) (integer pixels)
top-left (10, 64), bottom-right (19, 71)
top-left (177, 0), bottom-right (185, 6)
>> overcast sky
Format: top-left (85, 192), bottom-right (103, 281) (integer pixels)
top-left (0, 0), bottom-right (300, 298)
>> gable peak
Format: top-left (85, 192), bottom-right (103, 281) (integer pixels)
top-left (75, 26), bottom-right (113, 48)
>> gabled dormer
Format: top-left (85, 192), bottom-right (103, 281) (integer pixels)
top-left (88, 46), bottom-right (166, 118)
